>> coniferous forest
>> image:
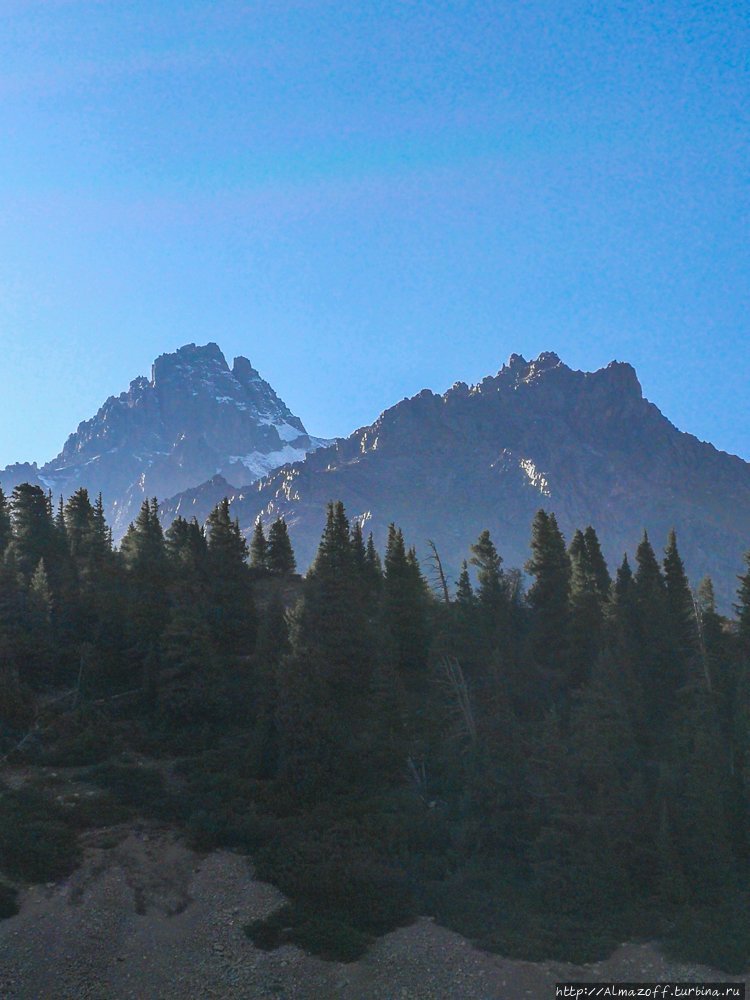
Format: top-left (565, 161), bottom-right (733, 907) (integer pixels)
top-left (1, 482), bottom-right (750, 972)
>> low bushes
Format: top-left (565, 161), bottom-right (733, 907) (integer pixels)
top-left (0, 785), bottom-right (80, 884)
top-left (245, 903), bottom-right (371, 963)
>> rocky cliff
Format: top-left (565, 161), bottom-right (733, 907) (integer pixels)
top-left (161, 351), bottom-right (750, 607)
top-left (0, 343), bottom-right (330, 537)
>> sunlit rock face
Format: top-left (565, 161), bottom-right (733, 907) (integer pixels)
top-left (0, 343), bottom-right (331, 539)
top-left (161, 351), bottom-right (750, 609)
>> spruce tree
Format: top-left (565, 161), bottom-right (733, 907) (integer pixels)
top-left (664, 671), bottom-right (734, 904)
top-left (735, 551), bottom-right (750, 654)
top-left (276, 502), bottom-right (389, 797)
top-left (363, 532), bottom-right (383, 600)
top-left (632, 531), bottom-right (675, 733)
top-left (266, 517), bottom-right (296, 575)
top-left (350, 520), bottom-right (367, 575)
top-left (0, 486), bottom-right (11, 558)
top-left (663, 529), bottom-right (699, 667)
top-left (526, 510), bottom-right (571, 702)
top-left (205, 498), bottom-right (256, 655)
top-left (24, 559), bottom-right (55, 687)
top-left (163, 516), bottom-right (213, 676)
top-left (249, 519), bottom-right (268, 571)
top-left (469, 529), bottom-right (509, 654)
top-left (384, 525), bottom-right (430, 682)
top-left (120, 498), bottom-right (169, 665)
top-left (568, 528), bottom-right (604, 687)
top-left (8, 484), bottom-right (56, 581)
top-left (583, 525), bottom-right (611, 601)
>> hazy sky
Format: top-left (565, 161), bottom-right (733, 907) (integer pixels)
top-left (0, 0), bottom-right (747, 468)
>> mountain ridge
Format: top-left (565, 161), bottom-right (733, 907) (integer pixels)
top-left (0, 342), bottom-right (332, 537)
top-left (160, 350), bottom-right (750, 609)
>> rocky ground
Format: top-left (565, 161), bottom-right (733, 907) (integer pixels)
top-left (0, 820), bottom-right (746, 1000)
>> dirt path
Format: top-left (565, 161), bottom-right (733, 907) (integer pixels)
top-left (0, 822), bottom-right (746, 999)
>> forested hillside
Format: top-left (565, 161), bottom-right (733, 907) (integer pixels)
top-left (1, 481), bottom-right (749, 972)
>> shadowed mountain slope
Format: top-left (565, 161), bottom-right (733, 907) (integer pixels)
top-left (161, 351), bottom-right (750, 607)
top-left (0, 343), bottom-right (330, 538)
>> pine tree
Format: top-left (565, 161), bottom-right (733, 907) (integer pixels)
top-left (163, 516), bottom-right (212, 676)
top-left (350, 520), bottom-right (367, 575)
top-left (120, 498), bottom-right (169, 666)
top-left (384, 525), bottom-right (430, 682)
top-left (363, 532), bottom-right (383, 600)
top-left (266, 517), bottom-right (296, 575)
top-left (64, 488), bottom-right (96, 562)
top-left (249, 519), bottom-right (268, 571)
top-left (663, 529), bottom-right (699, 667)
top-left (664, 671), bottom-right (734, 903)
top-left (469, 529), bottom-right (509, 654)
top-left (25, 559), bottom-right (55, 687)
top-left (8, 484), bottom-right (56, 581)
top-left (735, 551), bottom-right (750, 654)
top-left (526, 510), bottom-right (571, 702)
top-left (205, 498), bottom-right (256, 655)
top-left (583, 525), bottom-right (611, 601)
top-left (0, 487), bottom-right (11, 558)
top-left (28, 559), bottom-right (52, 623)
top-left (253, 587), bottom-right (291, 778)
top-left (276, 502), bottom-right (388, 797)
top-left (455, 560), bottom-right (474, 608)
top-left (632, 531), bottom-right (675, 733)
top-left (565, 654), bottom-right (645, 908)
top-left (568, 528), bottom-right (604, 687)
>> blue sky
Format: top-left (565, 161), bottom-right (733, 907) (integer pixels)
top-left (0, 0), bottom-right (747, 467)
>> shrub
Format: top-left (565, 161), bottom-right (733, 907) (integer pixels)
top-left (0, 880), bottom-right (19, 919)
top-left (254, 819), bottom-right (416, 935)
top-left (244, 903), bottom-right (371, 963)
top-left (0, 787), bottom-right (80, 883)
top-left (664, 899), bottom-right (750, 976)
top-left (88, 763), bottom-right (181, 822)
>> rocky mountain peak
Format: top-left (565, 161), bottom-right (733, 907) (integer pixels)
top-left (151, 341), bottom-right (229, 386)
top-left (156, 350), bottom-right (750, 611)
top-left (231, 355), bottom-right (259, 381)
top-left (0, 342), bottom-right (331, 540)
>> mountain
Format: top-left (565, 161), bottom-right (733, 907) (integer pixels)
top-left (0, 342), bottom-right (331, 538)
top-left (161, 351), bottom-right (750, 607)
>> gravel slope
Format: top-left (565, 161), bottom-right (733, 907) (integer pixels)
top-left (0, 824), bottom-right (746, 999)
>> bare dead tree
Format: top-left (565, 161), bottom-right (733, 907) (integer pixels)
top-left (438, 655), bottom-right (477, 747)
top-left (426, 539), bottom-right (451, 604)
top-left (691, 592), bottom-right (713, 693)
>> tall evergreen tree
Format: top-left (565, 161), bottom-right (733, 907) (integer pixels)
top-left (526, 510), bottom-right (571, 702)
top-left (735, 551), bottom-right (750, 654)
top-left (276, 502), bottom-right (393, 797)
top-left (384, 525), bottom-right (430, 682)
top-left (583, 525), bottom-right (611, 601)
top-left (8, 484), bottom-right (56, 581)
top-left (663, 529), bottom-right (699, 667)
top-left (249, 519), bottom-right (268, 571)
top-left (266, 517), bottom-right (296, 575)
top-left (205, 498), bottom-right (256, 655)
top-left (632, 531), bottom-right (675, 734)
top-left (25, 559), bottom-right (55, 687)
top-left (120, 498), bottom-right (169, 668)
top-left (569, 530), bottom-right (605, 684)
top-left (663, 670), bottom-right (734, 904)
top-left (363, 532), bottom-right (383, 601)
top-left (0, 487), bottom-right (11, 558)
top-left (163, 516), bottom-right (213, 676)
top-left (469, 529), bottom-right (509, 654)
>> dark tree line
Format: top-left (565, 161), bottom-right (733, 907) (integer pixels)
top-left (2, 482), bottom-right (750, 967)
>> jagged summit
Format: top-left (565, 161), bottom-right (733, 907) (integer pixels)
top-left (0, 343), bottom-right (331, 538)
top-left (159, 350), bottom-right (750, 609)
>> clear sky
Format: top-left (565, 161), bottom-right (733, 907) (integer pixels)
top-left (0, 0), bottom-right (747, 468)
